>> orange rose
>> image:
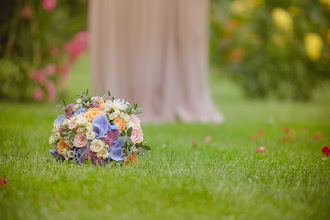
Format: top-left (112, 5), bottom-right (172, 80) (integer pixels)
top-left (114, 117), bottom-right (126, 131)
top-left (84, 108), bottom-right (101, 122)
top-left (57, 139), bottom-right (70, 155)
top-left (99, 103), bottom-right (106, 111)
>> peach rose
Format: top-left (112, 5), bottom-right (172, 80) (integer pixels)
top-left (99, 103), bottom-right (106, 111)
top-left (130, 126), bottom-right (143, 143)
top-left (114, 117), bottom-right (126, 131)
top-left (73, 133), bottom-right (88, 148)
top-left (84, 108), bottom-right (101, 122)
top-left (57, 139), bottom-right (70, 155)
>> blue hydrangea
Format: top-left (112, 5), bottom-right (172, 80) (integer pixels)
top-left (108, 141), bottom-right (124, 161)
top-left (53, 114), bottom-right (65, 126)
top-left (92, 114), bottom-right (118, 139)
top-left (74, 108), bottom-right (87, 117)
top-left (49, 148), bottom-right (64, 162)
top-left (70, 147), bottom-right (86, 165)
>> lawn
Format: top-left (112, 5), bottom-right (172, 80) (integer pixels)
top-left (0, 55), bottom-right (329, 219)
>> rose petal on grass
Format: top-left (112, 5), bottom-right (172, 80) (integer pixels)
top-left (314, 134), bottom-right (323, 140)
top-left (0, 177), bottom-right (7, 186)
top-left (322, 146), bottom-right (330, 156)
top-left (258, 130), bottom-right (264, 136)
top-left (204, 136), bottom-right (211, 144)
top-left (256, 146), bottom-right (266, 154)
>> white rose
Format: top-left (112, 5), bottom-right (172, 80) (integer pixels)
top-left (49, 135), bottom-right (57, 145)
top-left (86, 131), bottom-right (96, 140)
top-left (63, 119), bottom-right (70, 126)
top-left (76, 116), bottom-right (87, 126)
top-left (76, 127), bottom-right (85, 133)
top-left (120, 113), bottom-right (130, 123)
top-left (86, 123), bottom-right (93, 132)
top-left (97, 148), bottom-right (109, 159)
top-left (126, 121), bottom-right (135, 129)
top-left (52, 124), bottom-right (61, 133)
top-left (54, 132), bottom-right (61, 140)
top-left (90, 139), bottom-right (105, 153)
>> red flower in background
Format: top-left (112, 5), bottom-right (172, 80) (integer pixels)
top-left (322, 146), bottom-right (330, 156)
top-left (21, 6), bottom-right (32, 19)
top-left (0, 178), bottom-right (7, 187)
top-left (314, 134), bottom-right (323, 140)
top-left (42, 0), bottom-right (57, 12)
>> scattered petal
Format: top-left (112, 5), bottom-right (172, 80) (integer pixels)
top-left (250, 135), bottom-right (258, 141)
top-left (258, 130), bottom-right (264, 136)
top-left (283, 126), bottom-right (290, 134)
top-left (192, 140), bottom-right (198, 148)
top-left (322, 146), bottom-right (330, 156)
top-left (280, 136), bottom-right (286, 142)
top-left (314, 134), bottom-right (323, 140)
top-left (256, 146), bottom-right (266, 154)
top-left (204, 136), bottom-right (211, 144)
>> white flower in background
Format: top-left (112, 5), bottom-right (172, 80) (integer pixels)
top-left (126, 121), bottom-right (135, 129)
top-left (97, 148), bottom-right (109, 159)
top-left (90, 139), bottom-right (105, 153)
top-left (54, 132), bottom-right (61, 140)
top-left (76, 127), bottom-right (85, 133)
top-left (76, 115), bottom-right (87, 126)
top-left (76, 98), bottom-right (82, 104)
top-left (120, 112), bottom-right (130, 122)
top-left (131, 145), bottom-right (138, 153)
top-left (86, 130), bottom-right (96, 140)
top-left (91, 96), bottom-right (104, 104)
top-left (108, 99), bottom-right (129, 111)
top-left (104, 104), bottom-right (111, 112)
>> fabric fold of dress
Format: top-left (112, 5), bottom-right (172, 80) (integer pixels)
top-left (89, 0), bottom-right (224, 123)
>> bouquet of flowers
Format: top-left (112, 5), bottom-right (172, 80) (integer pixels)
top-left (49, 90), bottom-right (151, 166)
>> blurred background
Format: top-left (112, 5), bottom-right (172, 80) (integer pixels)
top-left (0, 0), bottom-right (329, 103)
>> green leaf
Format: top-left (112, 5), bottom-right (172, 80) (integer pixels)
top-left (108, 91), bottom-right (111, 96)
top-left (127, 127), bottom-right (133, 137)
top-left (144, 145), bottom-right (151, 150)
top-left (121, 130), bottom-right (126, 136)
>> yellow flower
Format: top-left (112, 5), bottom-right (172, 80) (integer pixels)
top-left (320, 0), bottom-right (330, 8)
top-left (271, 8), bottom-right (293, 31)
top-left (84, 108), bottom-right (101, 122)
top-left (304, 33), bottom-right (323, 61)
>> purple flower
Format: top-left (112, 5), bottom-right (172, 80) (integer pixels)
top-left (53, 114), bottom-right (65, 126)
top-left (59, 125), bottom-right (66, 135)
top-left (82, 148), bottom-right (104, 166)
top-left (74, 108), bottom-right (87, 116)
top-left (90, 101), bottom-right (100, 108)
top-left (101, 130), bottom-right (120, 146)
top-left (103, 95), bottom-right (112, 101)
top-left (65, 104), bottom-right (76, 118)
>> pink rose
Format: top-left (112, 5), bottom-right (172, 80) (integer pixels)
top-left (130, 126), bottom-right (143, 143)
top-left (68, 119), bottom-right (77, 130)
top-left (73, 133), bottom-right (88, 148)
top-left (130, 115), bottom-right (141, 126)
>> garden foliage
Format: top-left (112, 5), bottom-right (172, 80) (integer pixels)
top-left (210, 0), bottom-right (330, 100)
top-left (0, 0), bottom-right (88, 101)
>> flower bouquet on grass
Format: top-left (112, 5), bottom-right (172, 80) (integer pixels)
top-left (49, 90), bottom-right (151, 166)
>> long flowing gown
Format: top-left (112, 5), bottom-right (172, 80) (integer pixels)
top-left (89, 0), bottom-right (224, 123)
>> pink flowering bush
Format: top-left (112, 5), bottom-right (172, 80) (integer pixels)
top-left (0, 0), bottom-right (88, 101)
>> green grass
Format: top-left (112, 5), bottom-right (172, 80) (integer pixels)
top-left (0, 55), bottom-right (329, 219)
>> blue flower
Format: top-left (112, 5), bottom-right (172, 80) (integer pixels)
top-left (92, 114), bottom-right (118, 139)
top-left (49, 147), bottom-right (64, 162)
top-left (74, 108), bottom-right (87, 117)
top-left (70, 147), bottom-right (86, 165)
top-left (108, 140), bottom-right (124, 161)
top-left (53, 114), bottom-right (65, 126)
